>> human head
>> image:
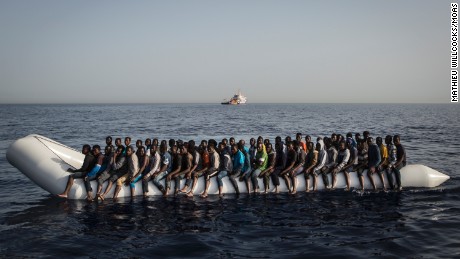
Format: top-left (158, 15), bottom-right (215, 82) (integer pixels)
top-left (92, 145), bottom-right (101, 155)
top-left (136, 139), bottom-right (142, 148)
top-left (138, 146), bottom-right (146, 156)
top-left (150, 144), bottom-right (158, 155)
top-left (346, 132), bottom-right (353, 139)
top-left (208, 139), bottom-right (217, 149)
top-left (229, 137), bottom-right (235, 146)
top-left (104, 145), bottom-right (113, 155)
top-left (124, 137), bottom-right (131, 146)
top-left (115, 138), bottom-right (122, 147)
top-left (231, 144), bottom-right (239, 154)
top-left (366, 137), bottom-right (374, 145)
top-left (126, 145), bottom-right (134, 156)
top-left (116, 146), bottom-right (125, 155)
top-left (315, 142), bottom-right (321, 151)
top-left (201, 140), bottom-right (208, 149)
top-left (393, 135), bottom-right (401, 145)
top-left (355, 133), bottom-right (361, 142)
top-left (160, 144), bottom-right (167, 154)
top-left (275, 136), bottom-right (282, 144)
top-left (222, 138), bottom-right (228, 146)
top-left (307, 141), bottom-right (314, 152)
top-left (257, 142), bottom-right (264, 152)
top-left (82, 144), bottom-right (91, 155)
top-left (169, 139), bottom-right (176, 148)
top-left (339, 140), bottom-right (346, 151)
top-left (250, 138), bottom-right (256, 146)
top-left (385, 135), bottom-right (393, 145)
top-left (188, 140), bottom-right (196, 152)
top-left (376, 137), bottom-right (383, 146)
top-left (179, 145), bottom-right (188, 155)
top-left (286, 141), bottom-right (294, 151)
top-left (296, 132), bottom-right (302, 142)
top-left (145, 138), bottom-right (152, 147)
top-left (285, 136), bottom-right (291, 143)
top-left (264, 138), bottom-right (270, 147)
top-left (218, 142), bottom-right (226, 153)
top-left (363, 131), bottom-right (370, 139)
top-left (160, 140), bottom-right (167, 147)
top-left (266, 143), bottom-right (273, 153)
top-left (305, 135), bottom-right (311, 143)
top-left (331, 133), bottom-right (337, 143)
top-left (346, 139), bottom-right (353, 149)
top-left (207, 142), bottom-right (216, 153)
top-left (152, 138), bottom-right (159, 147)
top-left (171, 144), bottom-right (178, 154)
top-left (106, 136), bottom-right (112, 145)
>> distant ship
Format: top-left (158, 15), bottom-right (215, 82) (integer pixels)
top-left (221, 90), bottom-right (247, 105)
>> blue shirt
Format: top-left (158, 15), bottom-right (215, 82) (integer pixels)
top-left (232, 150), bottom-right (245, 171)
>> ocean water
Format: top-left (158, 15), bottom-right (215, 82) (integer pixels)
top-left (0, 103), bottom-right (459, 258)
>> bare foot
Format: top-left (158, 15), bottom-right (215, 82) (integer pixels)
top-left (200, 193), bottom-right (208, 198)
top-left (57, 193), bottom-right (67, 198)
top-left (186, 192), bottom-right (193, 197)
top-left (291, 190), bottom-right (297, 195)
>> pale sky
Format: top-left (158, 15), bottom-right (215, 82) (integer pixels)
top-left (0, 0), bottom-right (451, 103)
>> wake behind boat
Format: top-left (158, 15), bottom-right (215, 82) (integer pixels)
top-left (6, 135), bottom-right (450, 200)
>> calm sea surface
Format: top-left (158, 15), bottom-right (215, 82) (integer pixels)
top-left (0, 104), bottom-right (459, 258)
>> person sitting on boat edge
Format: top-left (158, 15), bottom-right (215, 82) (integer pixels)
top-left (172, 144), bottom-right (192, 196)
top-left (355, 139), bottom-right (369, 191)
top-left (330, 140), bottom-right (350, 190)
top-left (185, 141), bottom-right (210, 197)
top-left (151, 144), bottom-right (172, 195)
top-left (392, 135), bottom-right (406, 191)
top-left (57, 144), bottom-right (95, 199)
top-left (249, 142), bottom-right (268, 194)
top-left (216, 142), bottom-right (234, 197)
top-left (238, 142), bottom-right (253, 194)
top-left (113, 145), bottom-right (139, 199)
top-left (305, 141), bottom-right (321, 192)
top-left (164, 143), bottom-right (182, 196)
top-left (290, 140), bottom-right (306, 194)
top-left (340, 139), bottom-right (358, 191)
top-left (142, 144), bottom-right (161, 197)
top-left (97, 146), bottom-right (128, 200)
top-left (321, 138), bottom-right (338, 189)
top-left (366, 137), bottom-right (382, 192)
top-left (179, 140), bottom-right (200, 194)
top-left (375, 136), bottom-right (389, 191)
top-left (258, 143), bottom-right (276, 194)
top-left (128, 146), bottom-right (149, 197)
top-left (278, 141), bottom-right (297, 194)
top-left (227, 144), bottom-right (244, 195)
top-left (81, 145), bottom-right (105, 201)
top-left (201, 141), bottom-right (220, 198)
top-left (270, 138), bottom-right (287, 194)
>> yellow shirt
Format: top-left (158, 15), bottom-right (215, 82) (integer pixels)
top-left (379, 144), bottom-right (389, 165)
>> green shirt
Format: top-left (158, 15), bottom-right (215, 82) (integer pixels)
top-left (255, 150), bottom-right (268, 171)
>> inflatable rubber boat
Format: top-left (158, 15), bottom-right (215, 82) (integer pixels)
top-left (6, 135), bottom-right (450, 200)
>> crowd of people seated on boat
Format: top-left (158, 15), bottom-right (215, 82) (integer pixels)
top-left (58, 131), bottom-right (406, 201)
